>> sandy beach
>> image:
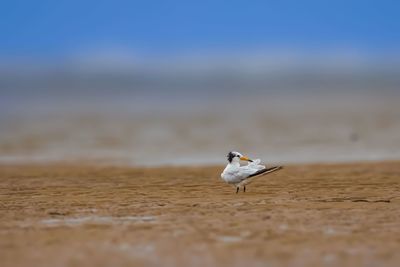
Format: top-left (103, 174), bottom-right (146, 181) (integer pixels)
top-left (2, 2), bottom-right (400, 266)
top-left (1, 161), bottom-right (400, 267)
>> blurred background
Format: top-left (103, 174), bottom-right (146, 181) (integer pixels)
top-left (0, 0), bottom-right (399, 166)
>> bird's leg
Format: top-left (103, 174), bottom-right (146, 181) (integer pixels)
top-left (243, 186), bottom-right (246, 192)
top-left (236, 187), bottom-right (239, 194)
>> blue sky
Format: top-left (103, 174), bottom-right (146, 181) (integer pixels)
top-left (0, 0), bottom-right (399, 58)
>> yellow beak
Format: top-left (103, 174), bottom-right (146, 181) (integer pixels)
top-left (240, 156), bottom-right (253, 162)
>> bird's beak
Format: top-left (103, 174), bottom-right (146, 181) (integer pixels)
top-left (240, 156), bottom-right (253, 162)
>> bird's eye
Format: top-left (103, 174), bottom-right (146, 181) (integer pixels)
top-left (237, 155), bottom-right (241, 158)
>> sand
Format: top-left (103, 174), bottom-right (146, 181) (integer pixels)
top-left (1, 161), bottom-right (400, 267)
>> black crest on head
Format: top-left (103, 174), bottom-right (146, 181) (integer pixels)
top-left (227, 151), bottom-right (236, 163)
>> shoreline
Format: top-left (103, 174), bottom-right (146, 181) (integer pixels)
top-left (0, 158), bottom-right (399, 168)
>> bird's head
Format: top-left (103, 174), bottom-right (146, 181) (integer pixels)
top-left (227, 151), bottom-right (253, 163)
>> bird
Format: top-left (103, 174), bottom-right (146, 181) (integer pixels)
top-left (221, 151), bottom-right (283, 193)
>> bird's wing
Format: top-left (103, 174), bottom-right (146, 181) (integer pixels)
top-left (234, 165), bottom-right (265, 181)
top-left (223, 161), bottom-right (281, 184)
top-left (237, 165), bottom-right (283, 181)
top-left (223, 167), bottom-right (252, 184)
top-left (247, 166), bottom-right (283, 178)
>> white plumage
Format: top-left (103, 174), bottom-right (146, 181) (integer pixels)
top-left (221, 151), bottom-right (282, 193)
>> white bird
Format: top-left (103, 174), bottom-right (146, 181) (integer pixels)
top-left (221, 151), bottom-right (283, 193)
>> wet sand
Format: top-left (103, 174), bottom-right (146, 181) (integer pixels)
top-left (1, 161), bottom-right (400, 267)
top-left (2, 92), bottom-right (400, 165)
